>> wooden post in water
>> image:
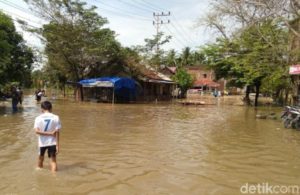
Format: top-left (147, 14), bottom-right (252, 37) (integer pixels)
top-left (112, 85), bottom-right (115, 104)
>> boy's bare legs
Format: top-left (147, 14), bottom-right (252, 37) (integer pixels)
top-left (50, 156), bottom-right (57, 172)
top-left (38, 155), bottom-right (44, 169)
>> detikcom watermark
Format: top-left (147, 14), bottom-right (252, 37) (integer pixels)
top-left (240, 183), bottom-right (300, 194)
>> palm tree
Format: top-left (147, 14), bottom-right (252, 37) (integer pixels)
top-left (181, 47), bottom-right (191, 66)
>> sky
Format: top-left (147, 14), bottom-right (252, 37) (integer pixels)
top-left (0, 0), bottom-right (215, 53)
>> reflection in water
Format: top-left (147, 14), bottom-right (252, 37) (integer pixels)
top-left (1, 96), bottom-right (300, 194)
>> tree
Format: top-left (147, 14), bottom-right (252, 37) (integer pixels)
top-left (190, 51), bottom-right (206, 66)
top-left (198, 0), bottom-right (300, 39)
top-left (163, 49), bottom-right (177, 66)
top-left (201, 21), bottom-right (289, 106)
top-left (23, 0), bottom-right (126, 99)
top-left (137, 32), bottom-right (171, 68)
top-left (174, 48), bottom-right (206, 67)
top-left (236, 21), bottom-right (289, 106)
top-left (198, 0), bottom-right (297, 106)
top-left (0, 11), bottom-right (34, 90)
top-left (180, 47), bottom-right (191, 66)
top-left (172, 67), bottom-right (194, 98)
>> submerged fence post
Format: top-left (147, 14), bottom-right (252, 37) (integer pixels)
top-left (112, 85), bottom-right (115, 104)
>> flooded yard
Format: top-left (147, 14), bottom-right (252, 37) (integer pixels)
top-left (0, 96), bottom-right (300, 194)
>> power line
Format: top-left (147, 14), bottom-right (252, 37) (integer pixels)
top-left (0, 0), bottom-right (29, 13)
top-left (163, 24), bottom-right (186, 48)
top-left (93, 0), bottom-right (152, 21)
top-left (171, 15), bottom-right (195, 45)
top-left (96, 7), bottom-right (151, 21)
top-left (134, 0), bottom-right (193, 47)
top-left (132, 0), bottom-right (160, 12)
top-left (1, 9), bottom-right (42, 27)
top-left (0, 0), bottom-right (41, 19)
top-left (0, 0), bottom-right (43, 25)
top-left (138, 0), bottom-right (166, 12)
top-left (131, 1), bottom-right (196, 47)
top-left (1, 10), bottom-right (44, 47)
top-left (118, 0), bottom-right (154, 13)
top-left (93, 1), bottom-right (186, 50)
top-left (96, 0), bottom-right (193, 48)
top-left (127, 1), bottom-right (191, 50)
top-left (1, 0), bottom-right (152, 24)
top-left (169, 22), bottom-right (191, 47)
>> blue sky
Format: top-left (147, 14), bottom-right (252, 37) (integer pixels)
top-left (0, 0), bottom-right (214, 52)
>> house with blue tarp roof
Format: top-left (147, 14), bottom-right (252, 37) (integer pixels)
top-left (69, 68), bottom-right (176, 103)
top-left (78, 77), bottom-right (136, 103)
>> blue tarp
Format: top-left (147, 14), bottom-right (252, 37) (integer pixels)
top-left (79, 77), bottom-right (136, 100)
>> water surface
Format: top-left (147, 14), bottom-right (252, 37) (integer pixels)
top-left (0, 96), bottom-right (300, 194)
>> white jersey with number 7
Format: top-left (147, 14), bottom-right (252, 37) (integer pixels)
top-left (34, 112), bottom-right (61, 147)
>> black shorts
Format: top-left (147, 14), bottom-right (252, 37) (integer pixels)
top-left (39, 145), bottom-right (56, 158)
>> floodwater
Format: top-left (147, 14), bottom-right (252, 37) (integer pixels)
top-left (1, 96), bottom-right (300, 195)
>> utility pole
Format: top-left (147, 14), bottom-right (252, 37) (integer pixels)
top-left (153, 11), bottom-right (171, 55)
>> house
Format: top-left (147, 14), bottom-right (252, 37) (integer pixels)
top-left (137, 68), bottom-right (176, 101)
top-left (161, 66), bottom-right (176, 78)
top-left (161, 66), bottom-right (225, 93)
top-left (69, 68), bottom-right (176, 103)
top-left (186, 66), bottom-right (214, 81)
top-left (72, 77), bottom-right (136, 103)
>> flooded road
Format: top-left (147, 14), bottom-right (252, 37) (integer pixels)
top-left (1, 96), bottom-right (300, 194)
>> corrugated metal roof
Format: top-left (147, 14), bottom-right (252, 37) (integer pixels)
top-left (139, 67), bottom-right (175, 84)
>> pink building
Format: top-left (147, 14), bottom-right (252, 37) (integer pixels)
top-left (161, 66), bottom-right (225, 92)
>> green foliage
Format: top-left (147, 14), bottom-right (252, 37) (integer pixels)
top-left (200, 39), bottom-right (244, 87)
top-left (24, 0), bottom-right (126, 85)
top-left (172, 67), bottom-right (194, 98)
top-left (136, 32), bottom-right (171, 67)
top-left (135, 34), bottom-right (206, 68)
top-left (180, 47), bottom-right (191, 66)
top-left (260, 67), bottom-right (290, 95)
top-left (163, 49), bottom-right (177, 66)
top-left (189, 51), bottom-right (206, 66)
top-left (144, 32), bottom-right (171, 53)
top-left (160, 48), bottom-right (206, 67)
top-left (200, 20), bottom-right (290, 105)
top-left (233, 21), bottom-right (288, 86)
top-left (2, 82), bottom-right (20, 95)
top-left (0, 11), bottom-right (34, 90)
top-left (119, 47), bottom-right (143, 77)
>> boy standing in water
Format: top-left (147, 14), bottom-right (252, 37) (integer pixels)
top-left (34, 101), bottom-right (61, 172)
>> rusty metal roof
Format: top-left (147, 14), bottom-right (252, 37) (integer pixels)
top-left (138, 68), bottom-right (175, 84)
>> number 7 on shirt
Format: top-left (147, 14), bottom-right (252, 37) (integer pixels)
top-left (44, 119), bottom-right (51, 131)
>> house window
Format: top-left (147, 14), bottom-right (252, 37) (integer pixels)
top-left (203, 74), bottom-right (207, 78)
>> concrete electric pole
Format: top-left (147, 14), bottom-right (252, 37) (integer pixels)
top-left (153, 11), bottom-right (171, 54)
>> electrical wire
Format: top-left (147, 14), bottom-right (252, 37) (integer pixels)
top-left (0, 0), bottom-right (41, 19)
top-left (171, 15), bottom-right (196, 44)
top-left (126, 0), bottom-right (193, 48)
top-left (93, 0), bottom-right (152, 21)
top-left (163, 24), bottom-right (186, 48)
top-left (118, 0), bottom-right (154, 13)
top-left (138, 0), bottom-right (166, 12)
top-left (0, 0), bottom-right (44, 25)
top-left (170, 22), bottom-right (192, 46)
top-left (1, 9), bottom-right (42, 28)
